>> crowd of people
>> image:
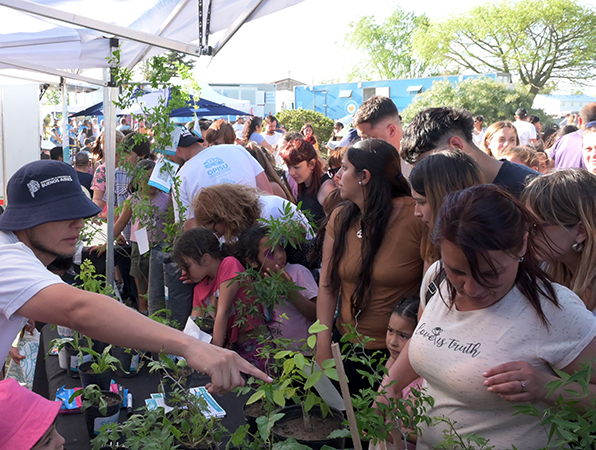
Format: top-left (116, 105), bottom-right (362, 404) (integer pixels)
top-left (3, 96), bottom-right (596, 449)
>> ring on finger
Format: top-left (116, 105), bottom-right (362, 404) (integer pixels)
top-left (520, 381), bottom-right (526, 392)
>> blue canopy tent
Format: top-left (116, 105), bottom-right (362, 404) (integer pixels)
top-left (70, 90), bottom-right (251, 118)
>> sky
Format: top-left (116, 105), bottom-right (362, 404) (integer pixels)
top-left (195, 0), bottom-right (482, 85)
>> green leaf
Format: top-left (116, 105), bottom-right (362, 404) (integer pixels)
top-left (307, 335), bottom-right (317, 350)
top-left (304, 391), bottom-right (316, 412)
top-left (294, 353), bottom-right (306, 370)
top-left (308, 320), bottom-right (328, 334)
top-left (304, 370), bottom-right (322, 390)
top-left (323, 368), bottom-right (339, 381)
top-left (273, 389), bottom-right (286, 407)
top-left (321, 359), bottom-right (335, 370)
top-left (327, 429), bottom-right (351, 439)
top-left (247, 390), bottom-right (265, 405)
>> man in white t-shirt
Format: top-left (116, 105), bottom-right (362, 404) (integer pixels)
top-left (0, 160), bottom-right (268, 392)
top-left (174, 129), bottom-right (274, 224)
top-left (233, 116), bottom-right (245, 133)
top-left (261, 114), bottom-right (282, 147)
top-left (512, 108), bottom-right (538, 146)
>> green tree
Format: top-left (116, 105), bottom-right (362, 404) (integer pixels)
top-left (42, 88), bottom-right (61, 106)
top-left (413, 0), bottom-right (596, 98)
top-left (401, 77), bottom-right (550, 126)
top-left (141, 51), bottom-right (197, 81)
top-left (345, 5), bottom-right (437, 81)
top-left (276, 109), bottom-right (335, 146)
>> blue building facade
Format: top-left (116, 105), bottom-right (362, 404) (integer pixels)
top-left (294, 73), bottom-right (511, 121)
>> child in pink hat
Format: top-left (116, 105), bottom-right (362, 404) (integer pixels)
top-left (0, 378), bottom-right (64, 450)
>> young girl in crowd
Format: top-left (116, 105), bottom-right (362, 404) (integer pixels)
top-left (173, 228), bottom-right (267, 370)
top-left (0, 378), bottom-right (64, 450)
top-left (238, 225), bottom-right (317, 350)
top-left (373, 297), bottom-right (421, 450)
top-left (109, 159), bottom-right (169, 314)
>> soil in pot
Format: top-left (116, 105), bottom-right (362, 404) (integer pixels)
top-left (272, 405), bottom-right (345, 450)
top-left (79, 361), bottom-right (112, 391)
top-left (244, 400), bottom-right (266, 436)
top-left (161, 366), bottom-right (193, 406)
top-left (111, 347), bottom-right (140, 378)
top-left (82, 391), bottom-right (122, 439)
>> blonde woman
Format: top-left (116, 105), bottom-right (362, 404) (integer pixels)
top-left (523, 168), bottom-right (596, 312)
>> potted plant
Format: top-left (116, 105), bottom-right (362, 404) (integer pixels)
top-left (110, 346), bottom-right (142, 378)
top-left (70, 383), bottom-right (122, 439)
top-left (79, 336), bottom-right (124, 391)
top-left (149, 353), bottom-right (194, 407)
top-left (240, 321), bottom-right (346, 450)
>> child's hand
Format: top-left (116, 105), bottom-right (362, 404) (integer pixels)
top-left (9, 347), bottom-right (25, 365)
top-left (88, 243), bottom-right (107, 255)
top-left (265, 265), bottom-right (292, 283)
top-left (180, 270), bottom-right (194, 284)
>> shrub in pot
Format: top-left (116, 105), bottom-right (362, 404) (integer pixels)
top-left (238, 321), bottom-right (346, 449)
top-left (79, 337), bottom-right (124, 390)
top-left (70, 384), bottom-right (122, 439)
top-left (110, 346), bottom-right (142, 378)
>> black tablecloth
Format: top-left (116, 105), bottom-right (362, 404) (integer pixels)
top-left (35, 325), bottom-right (250, 450)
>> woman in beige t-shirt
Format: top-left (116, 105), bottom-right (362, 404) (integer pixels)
top-left (315, 139), bottom-right (424, 395)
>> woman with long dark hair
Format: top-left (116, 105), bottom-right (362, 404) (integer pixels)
top-left (281, 139), bottom-right (335, 226)
top-left (316, 139), bottom-right (425, 394)
top-left (242, 116), bottom-right (273, 152)
top-left (382, 185), bottom-right (596, 450)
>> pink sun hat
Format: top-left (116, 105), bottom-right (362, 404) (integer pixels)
top-left (0, 378), bottom-right (61, 450)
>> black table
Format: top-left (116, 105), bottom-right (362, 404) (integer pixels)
top-left (35, 325), bottom-right (250, 450)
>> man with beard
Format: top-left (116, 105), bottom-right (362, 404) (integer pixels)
top-left (0, 160), bottom-right (270, 392)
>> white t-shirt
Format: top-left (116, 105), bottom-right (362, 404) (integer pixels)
top-left (412, 261), bottom-right (596, 450)
top-left (0, 231), bottom-right (63, 362)
top-left (513, 120), bottom-right (537, 145)
top-left (259, 195), bottom-right (314, 239)
top-left (175, 144), bottom-right (264, 221)
top-left (261, 132), bottom-right (282, 147)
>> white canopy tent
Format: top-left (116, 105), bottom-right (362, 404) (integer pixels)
top-left (0, 0), bottom-right (304, 285)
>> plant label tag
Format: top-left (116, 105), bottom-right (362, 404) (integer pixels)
top-left (94, 410), bottom-right (119, 434)
top-left (148, 159), bottom-right (179, 193)
top-left (158, 127), bottom-right (184, 155)
top-left (135, 227), bottom-right (150, 255)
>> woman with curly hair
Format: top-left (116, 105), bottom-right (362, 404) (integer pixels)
top-left (192, 184), bottom-right (311, 243)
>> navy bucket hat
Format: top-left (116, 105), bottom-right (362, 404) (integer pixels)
top-left (0, 160), bottom-right (101, 231)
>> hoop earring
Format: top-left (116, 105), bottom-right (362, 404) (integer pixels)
top-left (572, 242), bottom-right (584, 253)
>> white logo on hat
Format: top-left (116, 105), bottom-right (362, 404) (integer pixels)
top-left (27, 180), bottom-right (40, 198)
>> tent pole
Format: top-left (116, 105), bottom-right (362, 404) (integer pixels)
top-left (103, 59), bottom-right (117, 289)
top-left (60, 78), bottom-right (70, 163)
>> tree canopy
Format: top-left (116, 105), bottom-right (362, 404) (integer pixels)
top-left (412, 0), bottom-right (596, 97)
top-left (401, 77), bottom-right (550, 126)
top-left (345, 6), bottom-right (437, 81)
top-left (141, 51), bottom-right (197, 81)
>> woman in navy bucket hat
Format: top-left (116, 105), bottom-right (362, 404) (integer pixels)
top-left (0, 160), bottom-right (271, 394)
